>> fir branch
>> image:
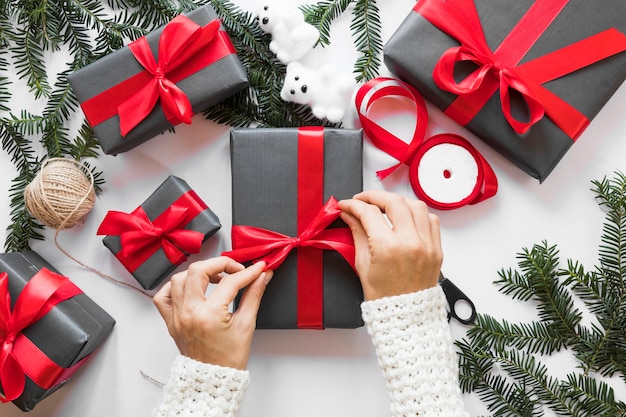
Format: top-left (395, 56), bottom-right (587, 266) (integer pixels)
top-left (350, 0), bottom-right (382, 82)
top-left (10, 27), bottom-right (51, 98)
top-left (300, 0), bottom-right (352, 47)
top-left (0, 52), bottom-right (11, 112)
top-left (458, 171), bottom-right (626, 416)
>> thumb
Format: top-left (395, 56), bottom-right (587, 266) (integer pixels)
top-left (235, 270), bottom-right (273, 322)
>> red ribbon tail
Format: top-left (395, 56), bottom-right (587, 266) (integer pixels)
top-left (0, 356), bottom-right (25, 402)
top-left (159, 79), bottom-right (194, 126)
top-left (118, 79), bottom-right (160, 137)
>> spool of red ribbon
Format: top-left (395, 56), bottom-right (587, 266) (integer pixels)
top-left (355, 77), bottom-right (497, 210)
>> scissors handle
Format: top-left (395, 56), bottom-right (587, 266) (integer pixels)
top-left (439, 274), bottom-right (477, 325)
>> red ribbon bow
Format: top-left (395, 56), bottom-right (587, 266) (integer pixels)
top-left (223, 197), bottom-right (355, 271)
top-left (356, 77), bottom-right (497, 210)
top-left (97, 204), bottom-right (204, 271)
top-left (415, 0), bottom-right (626, 137)
top-left (118, 16), bottom-right (221, 136)
top-left (0, 269), bottom-right (83, 402)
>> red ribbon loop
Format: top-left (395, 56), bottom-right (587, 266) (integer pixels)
top-left (223, 197), bottom-right (355, 271)
top-left (118, 17), bottom-right (221, 136)
top-left (97, 202), bottom-right (204, 269)
top-left (0, 269), bottom-right (83, 402)
top-left (356, 77), bottom-right (497, 210)
top-left (415, 0), bottom-right (626, 138)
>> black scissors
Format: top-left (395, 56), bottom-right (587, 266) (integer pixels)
top-left (438, 272), bottom-right (477, 325)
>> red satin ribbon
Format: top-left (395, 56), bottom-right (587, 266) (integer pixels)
top-left (356, 77), bottom-right (497, 210)
top-left (414, 0), bottom-right (626, 138)
top-left (0, 269), bottom-right (84, 402)
top-left (97, 191), bottom-right (207, 273)
top-left (79, 16), bottom-right (236, 136)
top-left (223, 197), bottom-right (355, 271)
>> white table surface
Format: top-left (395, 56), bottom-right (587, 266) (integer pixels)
top-left (1, 1), bottom-right (625, 415)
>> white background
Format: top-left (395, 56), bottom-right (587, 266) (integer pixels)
top-left (1, 0), bottom-right (625, 415)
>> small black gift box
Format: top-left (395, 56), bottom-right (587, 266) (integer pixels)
top-left (228, 127), bottom-right (364, 329)
top-left (68, 5), bottom-right (249, 155)
top-left (98, 175), bottom-right (221, 290)
top-left (0, 251), bottom-right (115, 412)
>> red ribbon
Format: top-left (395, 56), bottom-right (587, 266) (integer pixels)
top-left (79, 15), bottom-right (236, 137)
top-left (223, 197), bottom-right (355, 271)
top-left (97, 191), bottom-right (207, 273)
top-left (224, 128), bottom-right (355, 329)
top-left (414, 0), bottom-right (626, 138)
top-left (356, 77), bottom-right (497, 210)
top-left (0, 269), bottom-right (84, 402)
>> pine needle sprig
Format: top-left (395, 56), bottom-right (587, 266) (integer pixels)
top-left (10, 27), bottom-right (51, 98)
top-left (350, 0), bottom-right (382, 82)
top-left (458, 171), bottom-right (626, 416)
top-left (0, 52), bottom-right (11, 112)
top-left (300, 0), bottom-right (352, 47)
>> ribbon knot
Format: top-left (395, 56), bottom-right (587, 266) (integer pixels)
top-left (118, 16), bottom-right (221, 137)
top-left (289, 237), bottom-right (301, 248)
top-left (97, 203), bottom-right (204, 267)
top-left (154, 67), bottom-right (165, 79)
top-left (2, 333), bottom-right (15, 348)
top-left (223, 197), bottom-right (355, 271)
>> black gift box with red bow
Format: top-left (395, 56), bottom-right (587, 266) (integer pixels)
top-left (0, 251), bottom-right (115, 412)
top-left (384, 0), bottom-right (626, 181)
top-left (68, 5), bottom-right (248, 155)
top-left (99, 175), bottom-right (221, 290)
top-left (228, 128), bottom-right (364, 329)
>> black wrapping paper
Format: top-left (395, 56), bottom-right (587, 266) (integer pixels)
top-left (0, 251), bottom-right (115, 412)
top-left (384, 0), bottom-right (626, 181)
top-left (68, 5), bottom-right (249, 155)
top-left (102, 175), bottom-right (221, 290)
top-left (230, 128), bottom-right (364, 329)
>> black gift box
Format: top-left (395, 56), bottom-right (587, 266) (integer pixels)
top-left (230, 128), bottom-right (364, 329)
top-left (384, 0), bottom-right (626, 181)
top-left (68, 5), bottom-right (249, 155)
top-left (0, 251), bottom-right (115, 412)
top-left (101, 175), bottom-right (221, 290)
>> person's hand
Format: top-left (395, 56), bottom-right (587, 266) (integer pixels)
top-left (153, 256), bottom-right (273, 370)
top-left (338, 190), bottom-right (442, 301)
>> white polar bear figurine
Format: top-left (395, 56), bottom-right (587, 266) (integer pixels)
top-left (256, 1), bottom-right (319, 64)
top-left (280, 61), bottom-right (355, 123)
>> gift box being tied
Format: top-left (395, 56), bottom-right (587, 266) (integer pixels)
top-left (384, 0), bottom-right (626, 182)
top-left (97, 175), bottom-right (221, 291)
top-left (68, 5), bottom-right (249, 155)
top-left (0, 251), bottom-right (115, 412)
top-left (223, 127), bottom-right (364, 329)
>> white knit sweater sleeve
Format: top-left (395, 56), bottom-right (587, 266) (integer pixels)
top-left (152, 355), bottom-right (249, 417)
top-left (361, 285), bottom-right (469, 417)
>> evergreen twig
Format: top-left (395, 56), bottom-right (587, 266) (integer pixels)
top-left (458, 171), bottom-right (626, 416)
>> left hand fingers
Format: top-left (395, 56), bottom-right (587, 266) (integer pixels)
top-left (210, 261), bottom-right (268, 306)
top-left (153, 281), bottom-right (173, 326)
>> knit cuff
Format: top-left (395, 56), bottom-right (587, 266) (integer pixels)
top-left (152, 355), bottom-right (250, 417)
top-left (361, 285), bottom-right (447, 327)
top-left (361, 286), bottom-right (469, 417)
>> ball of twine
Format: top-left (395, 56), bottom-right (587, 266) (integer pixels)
top-left (24, 158), bottom-right (96, 230)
